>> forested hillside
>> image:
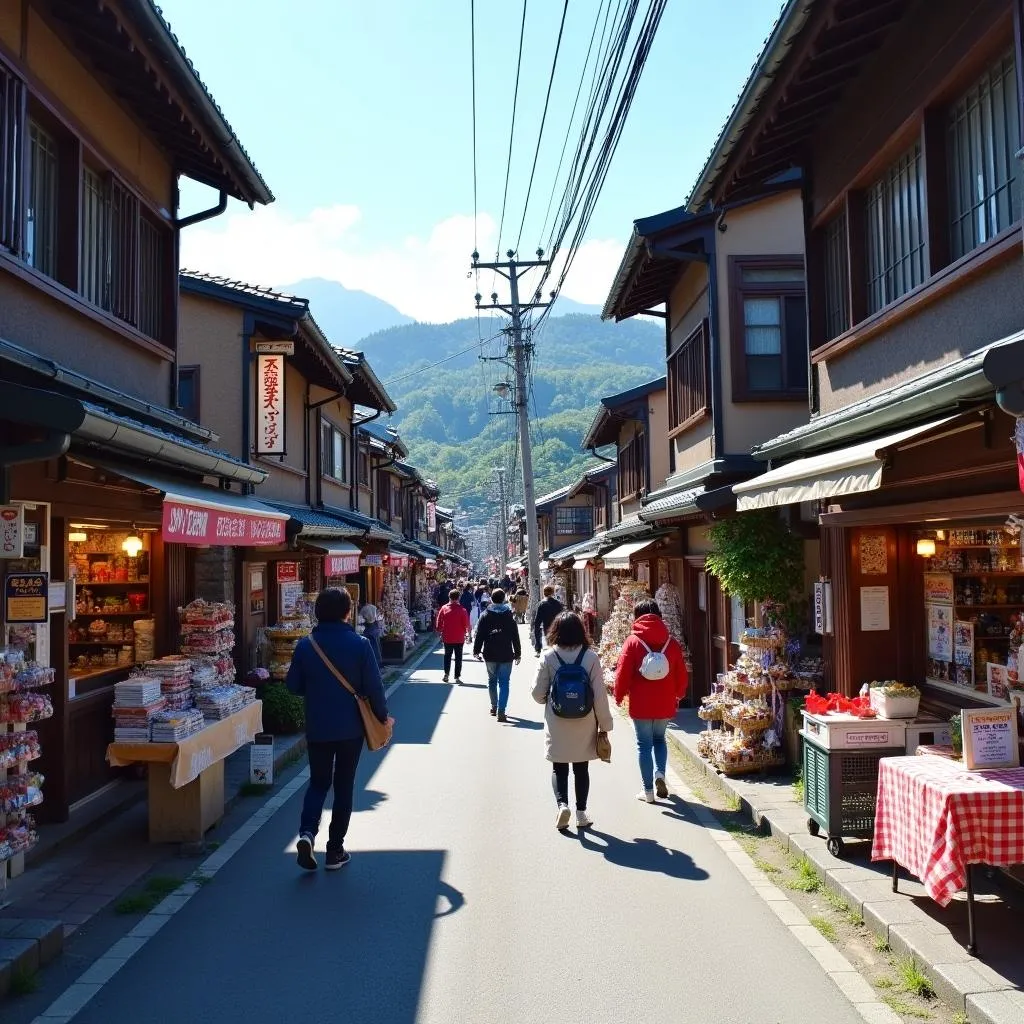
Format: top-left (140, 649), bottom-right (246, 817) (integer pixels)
top-left (355, 314), bottom-right (664, 519)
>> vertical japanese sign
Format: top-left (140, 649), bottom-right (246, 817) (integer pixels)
top-left (256, 354), bottom-right (286, 455)
top-left (0, 505), bottom-right (24, 559)
top-left (426, 501), bottom-right (437, 532)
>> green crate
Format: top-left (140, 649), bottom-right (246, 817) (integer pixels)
top-left (802, 733), bottom-right (903, 857)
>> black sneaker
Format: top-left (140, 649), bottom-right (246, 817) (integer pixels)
top-left (497, 710), bottom-right (507, 723)
top-left (296, 833), bottom-right (317, 871)
top-left (325, 849), bottom-right (351, 871)
top-left (489, 706), bottom-right (497, 716)
top-left (442, 674), bottom-right (449, 683)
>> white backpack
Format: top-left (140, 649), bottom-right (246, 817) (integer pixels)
top-left (638, 638), bottom-right (671, 680)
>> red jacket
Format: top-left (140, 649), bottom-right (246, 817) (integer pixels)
top-left (435, 601), bottom-right (470, 643)
top-left (614, 614), bottom-right (688, 719)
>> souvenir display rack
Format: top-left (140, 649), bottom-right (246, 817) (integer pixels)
top-left (265, 615), bottom-right (312, 681)
top-left (0, 649), bottom-right (53, 877)
top-left (697, 629), bottom-right (805, 776)
top-left (179, 600), bottom-right (236, 684)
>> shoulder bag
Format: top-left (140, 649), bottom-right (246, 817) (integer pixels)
top-left (308, 636), bottom-right (394, 751)
top-left (589, 652), bottom-right (611, 762)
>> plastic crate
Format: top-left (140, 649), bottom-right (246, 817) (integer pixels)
top-left (802, 733), bottom-right (904, 857)
top-left (801, 711), bottom-right (908, 750)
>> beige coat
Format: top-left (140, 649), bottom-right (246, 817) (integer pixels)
top-left (532, 646), bottom-right (613, 763)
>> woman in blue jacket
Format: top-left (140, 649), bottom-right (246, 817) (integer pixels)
top-left (286, 588), bottom-right (389, 871)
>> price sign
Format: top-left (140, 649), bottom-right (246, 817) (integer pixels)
top-left (5, 572), bottom-right (49, 623)
top-left (962, 707), bottom-right (1020, 770)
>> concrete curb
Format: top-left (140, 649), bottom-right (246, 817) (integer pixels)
top-left (665, 723), bottom-right (1021, 1024)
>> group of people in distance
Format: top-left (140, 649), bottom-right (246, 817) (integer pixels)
top-left (283, 577), bottom-right (689, 872)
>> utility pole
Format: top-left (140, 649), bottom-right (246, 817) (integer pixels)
top-left (493, 466), bottom-right (508, 577)
top-left (472, 248), bottom-right (549, 620)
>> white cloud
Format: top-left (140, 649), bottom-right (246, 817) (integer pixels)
top-left (180, 203), bottom-right (626, 323)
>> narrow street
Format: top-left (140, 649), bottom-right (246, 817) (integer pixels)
top-left (56, 632), bottom-right (862, 1024)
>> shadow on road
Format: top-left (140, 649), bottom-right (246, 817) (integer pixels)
top-left (576, 828), bottom-right (710, 881)
top-left (503, 716), bottom-right (544, 730)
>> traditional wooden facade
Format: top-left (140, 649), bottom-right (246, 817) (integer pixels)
top-left (690, 0), bottom-right (1024, 714)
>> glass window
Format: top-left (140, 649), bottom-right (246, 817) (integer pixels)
top-left (332, 430), bottom-right (346, 482)
top-left (865, 143), bottom-right (926, 313)
top-left (555, 506), bottom-right (593, 536)
top-left (948, 50), bottom-right (1020, 260)
top-left (320, 421), bottom-right (334, 477)
top-left (0, 65), bottom-right (24, 255)
top-left (81, 167), bottom-right (108, 308)
top-left (822, 212), bottom-right (850, 341)
top-left (177, 366), bottom-right (200, 423)
top-left (26, 121), bottom-right (58, 278)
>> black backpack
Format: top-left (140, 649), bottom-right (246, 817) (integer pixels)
top-left (549, 650), bottom-right (593, 719)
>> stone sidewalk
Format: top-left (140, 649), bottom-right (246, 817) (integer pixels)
top-left (667, 709), bottom-right (1024, 1024)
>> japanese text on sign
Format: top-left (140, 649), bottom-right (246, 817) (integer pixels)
top-left (162, 500), bottom-right (286, 547)
top-left (5, 572), bottom-right (49, 623)
top-left (0, 505), bottom-right (24, 559)
top-left (256, 354), bottom-right (286, 455)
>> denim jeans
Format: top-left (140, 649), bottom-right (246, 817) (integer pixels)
top-left (633, 718), bottom-right (670, 792)
top-left (300, 737), bottom-right (364, 852)
top-left (485, 661), bottom-right (513, 712)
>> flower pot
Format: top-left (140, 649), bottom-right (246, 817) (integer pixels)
top-left (870, 690), bottom-right (920, 719)
top-left (380, 637), bottom-right (408, 664)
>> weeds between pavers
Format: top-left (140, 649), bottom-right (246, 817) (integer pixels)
top-left (810, 915), bottom-right (837, 941)
top-left (115, 875), bottom-right (183, 915)
top-left (9, 966), bottom-right (40, 996)
top-left (883, 994), bottom-right (935, 1020)
top-left (787, 857), bottom-right (822, 893)
top-left (951, 1013), bottom-right (970, 1024)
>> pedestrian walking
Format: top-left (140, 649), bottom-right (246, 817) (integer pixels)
top-left (532, 584), bottom-right (563, 655)
top-left (613, 599), bottom-right (688, 803)
top-left (432, 576), bottom-right (449, 611)
top-left (286, 588), bottom-right (389, 871)
top-left (459, 582), bottom-right (475, 641)
top-left (436, 588), bottom-right (470, 683)
top-left (358, 601), bottom-right (383, 667)
top-left (532, 611), bottom-right (613, 830)
top-left (499, 573), bottom-right (513, 593)
top-left (511, 586), bottom-right (528, 624)
top-left (472, 587), bottom-right (521, 722)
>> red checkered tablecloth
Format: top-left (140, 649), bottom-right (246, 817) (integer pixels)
top-left (871, 754), bottom-right (1024, 906)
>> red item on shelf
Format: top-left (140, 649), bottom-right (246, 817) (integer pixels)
top-left (804, 691), bottom-right (876, 718)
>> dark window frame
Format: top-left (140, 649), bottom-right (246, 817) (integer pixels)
top-left (728, 256), bottom-right (807, 402)
top-left (667, 319), bottom-right (711, 431)
top-left (555, 505), bottom-right (593, 537)
top-left (319, 420), bottom-right (348, 483)
top-left (177, 365), bottom-right (200, 423)
top-left (357, 449), bottom-right (370, 487)
top-left (617, 431), bottom-right (645, 501)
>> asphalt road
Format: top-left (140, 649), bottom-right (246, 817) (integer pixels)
top-left (72, 632), bottom-right (862, 1024)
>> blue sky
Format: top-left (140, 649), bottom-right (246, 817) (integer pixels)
top-left (172, 0), bottom-right (784, 321)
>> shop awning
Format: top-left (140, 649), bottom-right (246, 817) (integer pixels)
top-left (573, 559), bottom-right (592, 570)
top-left (733, 416), bottom-right (960, 512)
top-left (298, 539), bottom-right (362, 576)
top-left (87, 461), bottom-right (288, 547)
top-left (602, 538), bottom-right (658, 569)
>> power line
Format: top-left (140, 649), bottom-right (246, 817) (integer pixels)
top-left (514, 0), bottom-right (570, 252)
top-left (382, 336), bottom-right (500, 385)
top-left (495, 0), bottom-right (529, 256)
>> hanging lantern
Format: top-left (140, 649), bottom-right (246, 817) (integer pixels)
top-left (122, 529), bottom-right (144, 558)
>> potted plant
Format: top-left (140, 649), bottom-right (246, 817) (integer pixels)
top-left (869, 681), bottom-right (921, 719)
top-left (949, 714), bottom-right (962, 758)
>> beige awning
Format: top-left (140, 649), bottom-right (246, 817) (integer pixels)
top-left (602, 538), bottom-right (657, 570)
top-left (733, 416), bottom-right (959, 512)
top-left (573, 558), bottom-right (591, 570)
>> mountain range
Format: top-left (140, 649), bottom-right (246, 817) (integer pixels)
top-left (281, 279), bottom-right (662, 522)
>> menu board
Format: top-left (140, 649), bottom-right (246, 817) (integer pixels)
top-left (962, 707), bottom-right (1020, 770)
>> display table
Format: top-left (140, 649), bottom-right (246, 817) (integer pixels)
top-left (107, 702), bottom-right (263, 843)
top-left (871, 753), bottom-right (1024, 955)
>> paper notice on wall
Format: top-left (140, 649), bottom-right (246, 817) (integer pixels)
top-left (927, 603), bottom-right (952, 661)
top-left (859, 585), bottom-right (890, 632)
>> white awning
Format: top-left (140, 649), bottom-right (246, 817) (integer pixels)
top-left (733, 416), bottom-right (959, 512)
top-left (573, 558), bottom-right (592, 570)
top-left (602, 538), bottom-right (657, 569)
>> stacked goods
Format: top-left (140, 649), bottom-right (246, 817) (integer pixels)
top-left (133, 618), bottom-right (156, 664)
top-left (0, 732), bottom-right (40, 769)
top-left (265, 616), bottom-right (311, 682)
top-left (0, 693), bottom-right (53, 723)
top-left (381, 570), bottom-right (415, 649)
top-left (144, 656), bottom-right (194, 712)
top-left (0, 773), bottom-right (44, 813)
top-left (195, 684), bottom-right (245, 721)
top-left (597, 580), bottom-right (651, 684)
top-left (179, 601), bottom-right (236, 682)
top-left (654, 582), bottom-right (688, 656)
top-left (150, 708), bottom-right (205, 743)
top-left (0, 819), bottom-right (37, 860)
top-left (0, 651), bottom-right (56, 694)
top-left (111, 676), bottom-right (166, 742)
top-left (190, 659), bottom-right (219, 693)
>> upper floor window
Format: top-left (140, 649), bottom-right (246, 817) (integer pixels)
top-left (177, 366), bottom-right (200, 423)
top-left (358, 450), bottom-right (370, 486)
top-left (618, 432), bottom-right (645, 500)
top-left (0, 67), bottom-right (24, 257)
top-left (865, 143), bottom-right (926, 314)
top-left (27, 121), bottom-right (58, 278)
top-left (555, 506), bottom-right (593, 536)
top-left (320, 420), bottom-right (347, 482)
top-left (667, 320), bottom-right (710, 429)
top-left (729, 260), bottom-right (807, 400)
top-left (948, 51), bottom-right (1019, 261)
top-left (376, 470), bottom-right (391, 517)
top-left (822, 213), bottom-right (850, 341)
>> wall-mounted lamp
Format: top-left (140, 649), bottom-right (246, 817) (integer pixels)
top-left (916, 538), bottom-right (936, 557)
top-left (122, 527), bottom-right (144, 558)
top-left (68, 531), bottom-right (87, 543)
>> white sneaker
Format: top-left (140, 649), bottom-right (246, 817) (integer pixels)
top-left (636, 790), bottom-right (655, 804)
top-left (556, 804), bottom-right (571, 829)
top-left (655, 775), bottom-right (669, 799)
top-left (576, 810), bottom-right (593, 829)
